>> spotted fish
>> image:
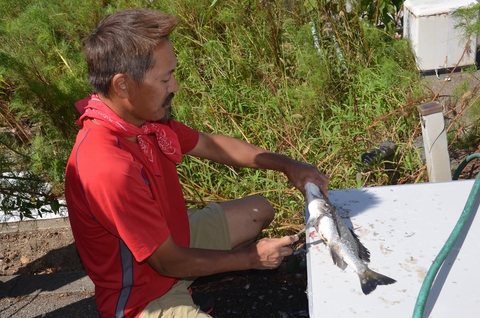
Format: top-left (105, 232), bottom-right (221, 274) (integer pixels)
top-left (304, 182), bottom-right (396, 295)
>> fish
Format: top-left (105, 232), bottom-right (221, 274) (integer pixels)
top-left (304, 182), bottom-right (396, 295)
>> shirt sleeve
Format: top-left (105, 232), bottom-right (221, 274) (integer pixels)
top-left (166, 120), bottom-right (199, 154)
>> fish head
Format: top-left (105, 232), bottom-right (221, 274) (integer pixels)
top-left (306, 198), bottom-right (330, 233)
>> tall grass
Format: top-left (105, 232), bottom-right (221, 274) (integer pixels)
top-left (156, 0), bottom-right (426, 234)
top-left (2, 0), bottom-right (476, 232)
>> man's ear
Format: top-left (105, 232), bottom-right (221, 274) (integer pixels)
top-left (111, 73), bottom-right (129, 99)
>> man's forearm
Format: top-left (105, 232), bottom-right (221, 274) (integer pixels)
top-left (189, 131), bottom-right (329, 195)
top-left (189, 132), bottom-right (296, 172)
top-left (148, 244), bottom-right (253, 278)
top-left (147, 235), bottom-right (297, 278)
top-left (251, 152), bottom-right (298, 173)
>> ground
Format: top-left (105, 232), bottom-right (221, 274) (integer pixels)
top-left (0, 226), bottom-right (310, 317)
top-left (0, 227), bottom-right (81, 276)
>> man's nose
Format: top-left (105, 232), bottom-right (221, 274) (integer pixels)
top-left (170, 74), bottom-right (179, 93)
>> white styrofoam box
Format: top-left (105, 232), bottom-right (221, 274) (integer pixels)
top-left (403, 0), bottom-right (477, 71)
top-left (306, 180), bottom-right (480, 318)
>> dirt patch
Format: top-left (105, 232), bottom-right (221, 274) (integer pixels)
top-left (0, 227), bottom-right (83, 276)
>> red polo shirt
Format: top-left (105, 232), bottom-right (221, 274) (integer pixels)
top-left (65, 118), bottom-right (199, 317)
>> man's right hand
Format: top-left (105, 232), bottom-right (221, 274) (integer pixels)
top-left (248, 235), bottom-right (299, 270)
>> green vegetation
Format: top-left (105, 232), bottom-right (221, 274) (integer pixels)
top-left (449, 4), bottom-right (480, 152)
top-left (0, 0), bottom-right (478, 234)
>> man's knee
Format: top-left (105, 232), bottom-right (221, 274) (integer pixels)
top-left (220, 195), bottom-right (275, 249)
top-left (248, 195), bottom-right (274, 228)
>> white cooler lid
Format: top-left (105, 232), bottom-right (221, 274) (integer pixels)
top-left (404, 0), bottom-right (477, 16)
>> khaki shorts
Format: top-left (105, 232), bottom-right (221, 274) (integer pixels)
top-left (139, 202), bottom-right (231, 318)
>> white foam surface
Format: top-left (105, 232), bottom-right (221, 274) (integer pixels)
top-left (306, 180), bottom-right (480, 317)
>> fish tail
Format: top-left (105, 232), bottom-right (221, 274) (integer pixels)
top-left (359, 268), bottom-right (396, 295)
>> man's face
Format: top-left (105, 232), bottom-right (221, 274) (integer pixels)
top-left (123, 40), bottom-right (178, 127)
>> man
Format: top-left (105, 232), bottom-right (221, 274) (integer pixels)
top-left (65, 8), bottom-right (328, 318)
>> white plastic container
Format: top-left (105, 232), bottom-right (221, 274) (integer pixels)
top-left (403, 0), bottom-right (477, 71)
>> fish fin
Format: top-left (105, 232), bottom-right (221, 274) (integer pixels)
top-left (358, 268), bottom-right (396, 295)
top-left (330, 208), bottom-right (344, 239)
top-left (349, 228), bottom-right (371, 263)
top-left (329, 248), bottom-right (348, 270)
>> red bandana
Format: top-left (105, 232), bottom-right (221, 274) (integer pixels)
top-left (75, 94), bottom-right (182, 176)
